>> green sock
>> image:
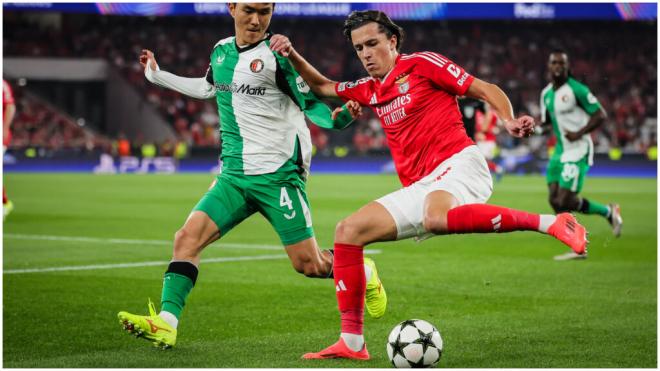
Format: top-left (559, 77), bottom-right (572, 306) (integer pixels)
top-left (161, 262), bottom-right (198, 319)
top-left (580, 198), bottom-right (610, 218)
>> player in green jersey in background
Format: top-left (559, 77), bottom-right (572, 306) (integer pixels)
top-left (540, 50), bottom-right (623, 260)
top-left (117, 3), bottom-right (387, 349)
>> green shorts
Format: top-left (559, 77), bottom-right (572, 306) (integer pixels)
top-left (546, 155), bottom-right (590, 193)
top-left (193, 172), bottom-right (314, 246)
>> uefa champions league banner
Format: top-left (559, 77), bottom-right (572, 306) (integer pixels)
top-left (3, 3), bottom-right (657, 20)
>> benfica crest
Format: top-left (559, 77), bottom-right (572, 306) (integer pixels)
top-left (250, 59), bottom-right (264, 73)
top-left (396, 74), bottom-right (410, 94)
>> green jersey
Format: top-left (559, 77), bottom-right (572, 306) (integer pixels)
top-left (540, 77), bottom-right (602, 165)
top-left (205, 35), bottom-right (352, 179)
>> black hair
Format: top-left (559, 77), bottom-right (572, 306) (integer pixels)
top-left (549, 48), bottom-right (569, 59)
top-left (342, 10), bottom-right (405, 51)
top-left (548, 49), bottom-right (573, 77)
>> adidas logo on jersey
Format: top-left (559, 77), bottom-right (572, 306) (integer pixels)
top-left (369, 94), bottom-right (377, 105)
top-left (336, 280), bottom-right (347, 292)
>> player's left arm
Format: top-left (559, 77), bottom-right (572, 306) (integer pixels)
top-left (565, 84), bottom-right (607, 142)
top-left (466, 78), bottom-right (535, 138)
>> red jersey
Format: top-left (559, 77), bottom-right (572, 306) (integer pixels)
top-left (476, 110), bottom-right (498, 142)
top-left (3, 79), bottom-right (15, 146)
top-left (335, 52), bottom-right (475, 186)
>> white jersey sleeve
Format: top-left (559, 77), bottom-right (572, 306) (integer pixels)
top-left (145, 64), bottom-right (216, 100)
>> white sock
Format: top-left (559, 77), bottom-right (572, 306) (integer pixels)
top-left (341, 332), bottom-right (365, 351)
top-left (159, 311), bottom-right (179, 329)
top-left (363, 263), bottom-right (373, 283)
top-left (538, 214), bottom-right (556, 233)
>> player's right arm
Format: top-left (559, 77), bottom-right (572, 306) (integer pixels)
top-left (140, 49), bottom-right (216, 100)
top-left (270, 35), bottom-right (338, 98)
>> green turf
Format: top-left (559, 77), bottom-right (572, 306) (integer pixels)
top-left (3, 173), bottom-right (656, 367)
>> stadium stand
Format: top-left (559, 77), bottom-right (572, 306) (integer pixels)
top-left (3, 12), bottom-right (656, 155)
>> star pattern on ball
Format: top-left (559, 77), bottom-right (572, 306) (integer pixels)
top-left (412, 327), bottom-right (434, 354)
top-left (389, 332), bottom-right (410, 360)
top-left (399, 319), bottom-right (419, 330)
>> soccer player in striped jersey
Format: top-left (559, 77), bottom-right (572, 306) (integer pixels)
top-left (117, 3), bottom-right (387, 350)
top-left (540, 51), bottom-right (622, 261)
top-left (270, 10), bottom-right (588, 360)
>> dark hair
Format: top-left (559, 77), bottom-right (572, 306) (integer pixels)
top-left (342, 10), bottom-right (405, 51)
top-left (549, 48), bottom-right (568, 59)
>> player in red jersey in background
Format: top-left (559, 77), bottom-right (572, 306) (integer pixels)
top-left (3, 79), bottom-right (16, 220)
top-left (475, 103), bottom-right (505, 181)
top-left (271, 10), bottom-right (588, 360)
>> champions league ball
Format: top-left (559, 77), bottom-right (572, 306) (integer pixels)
top-left (386, 319), bottom-right (443, 368)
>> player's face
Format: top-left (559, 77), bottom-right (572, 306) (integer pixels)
top-left (229, 3), bottom-right (273, 45)
top-left (548, 53), bottom-right (569, 81)
top-left (351, 22), bottom-right (399, 79)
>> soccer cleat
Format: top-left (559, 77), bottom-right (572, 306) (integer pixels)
top-left (608, 203), bottom-right (623, 238)
top-left (3, 200), bottom-right (14, 221)
top-left (118, 299), bottom-right (176, 349)
top-left (553, 251), bottom-right (588, 261)
top-left (547, 213), bottom-right (588, 255)
top-left (364, 257), bottom-right (387, 319)
top-left (302, 337), bottom-right (370, 360)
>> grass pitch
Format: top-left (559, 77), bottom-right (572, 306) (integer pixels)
top-left (3, 173), bottom-right (656, 367)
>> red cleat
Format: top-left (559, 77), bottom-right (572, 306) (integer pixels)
top-left (302, 338), bottom-right (370, 360)
top-left (548, 213), bottom-right (588, 255)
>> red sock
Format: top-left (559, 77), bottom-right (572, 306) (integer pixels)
top-left (334, 243), bottom-right (365, 335)
top-left (447, 204), bottom-right (540, 233)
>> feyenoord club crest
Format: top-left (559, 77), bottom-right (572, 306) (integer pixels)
top-left (396, 74), bottom-right (410, 94)
top-left (250, 59), bottom-right (264, 73)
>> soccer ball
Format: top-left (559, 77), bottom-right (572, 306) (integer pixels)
top-left (386, 319), bottom-right (443, 368)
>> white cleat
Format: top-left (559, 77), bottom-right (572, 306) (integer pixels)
top-left (608, 203), bottom-right (622, 238)
top-left (553, 252), bottom-right (588, 261)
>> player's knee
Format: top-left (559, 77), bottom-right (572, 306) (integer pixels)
top-left (334, 218), bottom-right (362, 243)
top-left (173, 227), bottom-right (201, 254)
top-left (555, 195), bottom-right (576, 211)
top-left (549, 197), bottom-right (563, 212)
top-left (423, 214), bottom-right (448, 235)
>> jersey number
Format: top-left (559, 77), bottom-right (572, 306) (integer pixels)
top-left (280, 187), bottom-right (296, 220)
top-left (447, 64), bottom-right (461, 78)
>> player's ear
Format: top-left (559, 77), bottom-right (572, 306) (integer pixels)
top-left (227, 3), bottom-right (236, 17)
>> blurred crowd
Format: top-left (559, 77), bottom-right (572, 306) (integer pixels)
top-left (7, 84), bottom-right (110, 152)
top-left (3, 12), bottom-right (657, 156)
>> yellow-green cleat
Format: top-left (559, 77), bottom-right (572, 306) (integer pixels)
top-left (364, 257), bottom-right (387, 319)
top-left (118, 299), bottom-right (176, 349)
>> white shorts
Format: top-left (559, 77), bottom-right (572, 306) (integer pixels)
top-left (376, 145), bottom-right (493, 240)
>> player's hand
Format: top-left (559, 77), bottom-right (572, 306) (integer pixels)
top-left (504, 115), bottom-right (535, 138)
top-left (332, 100), bottom-right (362, 120)
top-left (564, 130), bottom-right (582, 142)
top-left (139, 49), bottom-right (159, 71)
top-left (269, 34), bottom-right (293, 58)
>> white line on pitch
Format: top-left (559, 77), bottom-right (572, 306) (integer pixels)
top-left (3, 234), bottom-right (382, 255)
top-left (3, 254), bottom-right (290, 274)
top-left (3, 234), bottom-right (381, 274)
top-left (3, 233), bottom-right (281, 250)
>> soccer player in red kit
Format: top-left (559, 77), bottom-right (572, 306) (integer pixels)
top-left (3, 79), bottom-right (16, 220)
top-left (270, 10), bottom-right (588, 360)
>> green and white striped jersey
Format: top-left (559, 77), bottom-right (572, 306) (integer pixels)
top-left (540, 77), bottom-right (602, 165)
top-left (146, 34), bottom-right (353, 179)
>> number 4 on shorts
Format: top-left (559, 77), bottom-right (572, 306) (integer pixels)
top-left (280, 187), bottom-right (296, 220)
